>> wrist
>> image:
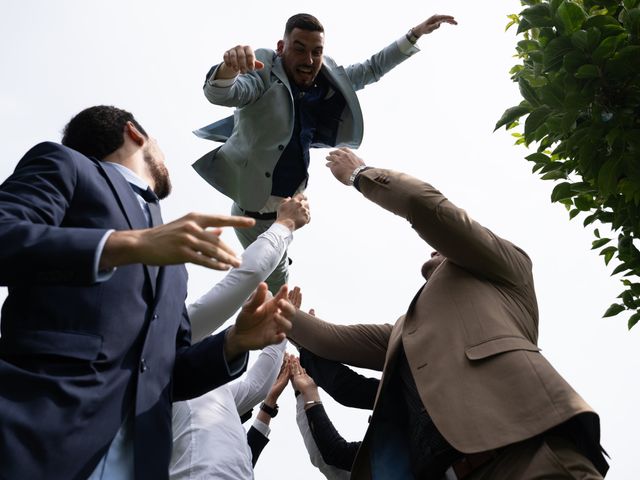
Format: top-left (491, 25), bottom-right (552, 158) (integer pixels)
top-left (301, 390), bottom-right (321, 404)
top-left (303, 399), bottom-right (322, 411)
top-left (406, 27), bottom-right (419, 44)
top-left (348, 164), bottom-right (369, 186)
top-left (274, 218), bottom-right (296, 232)
top-left (223, 326), bottom-right (245, 361)
top-left (260, 401), bottom-right (279, 418)
top-left (100, 230), bottom-right (144, 270)
top-left (264, 396), bottom-right (278, 407)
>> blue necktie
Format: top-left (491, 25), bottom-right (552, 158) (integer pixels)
top-left (129, 184), bottom-right (162, 287)
top-left (129, 184), bottom-right (163, 227)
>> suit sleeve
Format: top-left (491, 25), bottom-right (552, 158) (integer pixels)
top-left (289, 310), bottom-right (392, 371)
top-left (202, 50), bottom-right (271, 108)
top-left (342, 38), bottom-right (418, 91)
top-left (0, 142), bottom-right (110, 286)
top-left (357, 168), bottom-right (533, 287)
top-left (247, 425), bottom-right (270, 466)
top-left (305, 404), bottom-right (361, 471)
top-left (172, 310), bottom-right (248, 401)
top-left (295, 395), bottom-right (352, 480)
top-left (300, 349), bottom-right (379, 409)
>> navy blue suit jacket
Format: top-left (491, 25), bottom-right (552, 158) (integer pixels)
top-left (0, 142), bottom-right (246, 480)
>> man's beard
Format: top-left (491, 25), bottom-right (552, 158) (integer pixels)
top-left (144, 150), bottom-right (172, 199)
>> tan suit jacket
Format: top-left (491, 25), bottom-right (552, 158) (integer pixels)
top-left (289, 168), bottom-right (599, 479)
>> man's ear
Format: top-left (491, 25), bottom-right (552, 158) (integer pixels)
top-left (125, 121), bottom-right (145, 147)
top-left (276, 39), bottom-right (284, 56)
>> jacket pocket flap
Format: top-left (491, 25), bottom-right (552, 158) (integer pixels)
top-left (465, 336), bottom-right (540, 361)
top-left (0, 330), bottom-right (103, 360)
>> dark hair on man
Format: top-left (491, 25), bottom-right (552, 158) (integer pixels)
top-left (284, 13), bottom-right (324, 36)
top-left (62, 105), bottom-right (148, 159)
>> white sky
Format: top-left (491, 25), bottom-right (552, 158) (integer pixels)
top-left (1, 1), bottom-right (638, 478)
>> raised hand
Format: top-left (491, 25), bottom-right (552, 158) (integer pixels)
top-left (216, 45), bottom-right (266, 79)
top-left (224, 283), bottom-right (294, 360)
top-left (265, 353), bottom-right (293, 406)
top-left (288, 286), bottom-right (302, 309)
top-left (290, 356), bottom-right (320, 403)
top-left (325, 147), bottom-right (366, 186)
top-left (411, 14), bottom-right (457, 38)
top-left (102, 213), bottom-right (255, 270)
top-left (276, 194), bottom-right (311, 231)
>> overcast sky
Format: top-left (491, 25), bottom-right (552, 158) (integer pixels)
top-left (1, 1), bottom-right (638, 478)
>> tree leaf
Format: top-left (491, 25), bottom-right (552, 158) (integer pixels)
top-left (603, 303), bottom-right (626, 317)
top-left (520, 4), bottom-right (555, 28)
top-left (571, 30), bottom-right (590, 50)
top-left (525, 152), bottom-right (551, 163)
top-left (519, 78), bottom-right (541, 107)
top-left (600, 246), bottom-right (617, 265)
top-left (524, 106), bottom-right (552, 138)
top-left (612, 263), bottom-right (631, 275)
top-left (574, 64), bottom-right (600, 78)
top-left (551, 182), bottom-right (573, 202)
top-left (628, 312), bottom-right (640, 330)
top-left (494, 105), bottom-right (531, 131)
top-left (592, 238), bottom-right (612, 249)
top-left (592, 34), bottom-right (627, 64)
top-left (541, 170), bottom-right (568, 180)
top-left (557, 1), bottom-right (587, 33)
top-left (543, 36), bottom-right (575, 71)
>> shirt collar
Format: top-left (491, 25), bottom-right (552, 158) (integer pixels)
top-left (102, 161), bottom-right (149, 190)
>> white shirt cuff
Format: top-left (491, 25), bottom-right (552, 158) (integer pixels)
top-left (94, 230), bottom-right (116, 283)
top-left (396, 35), bottom-right (421, 55)
top-left (252, 418), bottom-right (271, 438)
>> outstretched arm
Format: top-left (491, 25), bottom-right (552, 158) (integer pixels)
top-left (408, 14), bottom-right (457, 41)
top-left (203, 44), bottom-right (270, 107)
top-left (291, 357), bottom-right (360, 472)
top-left (188, 194), bottom-right (310, 342)
top-left (325, 148), bottom-right (532, 287)
top-left (300, 348), bottom-right (379, 410)
top-left (344, 14), bottom-right (457, 91)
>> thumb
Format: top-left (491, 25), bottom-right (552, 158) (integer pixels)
top-left (255, 60), bottom-right (265, 70)
top-left (244, 283), bottom-right (269, 312)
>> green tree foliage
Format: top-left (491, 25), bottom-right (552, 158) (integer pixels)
top-left (496, 0), bottom-right (640, 329)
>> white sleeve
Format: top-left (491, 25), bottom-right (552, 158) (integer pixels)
top-left (187, 222), bottom-right (293, 342)
top-left (230, 340), bottom-right (287, 416)
top-left (295, 396), bottom-right (351, 480)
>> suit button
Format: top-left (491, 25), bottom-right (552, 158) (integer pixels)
top-left (152, 314), bottom-right (159, 321)
top-left (140, 358), bottom-right (148, 373)
top-left (278, 145), bottom-right (284, 151)
top-left (265, 172), bottom-right (271, 178)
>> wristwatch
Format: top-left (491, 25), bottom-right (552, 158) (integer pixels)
top-left (260, 401), bottom-right (279, 418)
top-left (406, 28), bottom-right (419, 44)
top-left (348, 165), bottom-right (370, 186)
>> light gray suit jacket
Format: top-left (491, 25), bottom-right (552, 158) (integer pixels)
top-left (193, 39), bottom-right (418, 211)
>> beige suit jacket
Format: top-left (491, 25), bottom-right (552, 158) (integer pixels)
top-left (289, 168), bottom-right (598, 479)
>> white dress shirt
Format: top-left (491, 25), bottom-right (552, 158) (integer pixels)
top-left (170, 221), bottom-right (293, 479)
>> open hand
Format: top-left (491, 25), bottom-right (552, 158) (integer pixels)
top-left (224, 283), bottom-right (294, 360)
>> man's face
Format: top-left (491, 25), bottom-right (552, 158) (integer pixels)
top-left (143, 138), bottom-right (172, 199)
top-left (421, 251), bottom-right (444, 281)
top-left (277, 28), bottom-right (324, 89)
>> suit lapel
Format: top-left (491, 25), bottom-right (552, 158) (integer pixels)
top-left (271, 58), bottom-right (292, 91)
top-left (96, 160), bottom-right (160, 297)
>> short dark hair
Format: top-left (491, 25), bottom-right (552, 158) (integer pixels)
top-left (284, 13), bottom-right (324, 36)
top-left (62, 105), bottom-right (148, 159)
